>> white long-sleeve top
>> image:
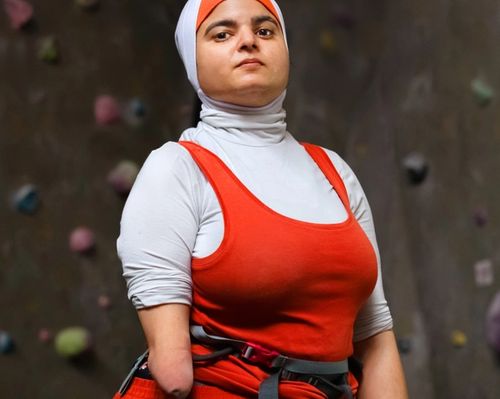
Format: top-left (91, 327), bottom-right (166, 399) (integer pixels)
top-left (117, 115), bottom-right (394, 342)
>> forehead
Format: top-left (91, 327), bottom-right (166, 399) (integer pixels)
top-left (197, 0), bottom-right (280, 30)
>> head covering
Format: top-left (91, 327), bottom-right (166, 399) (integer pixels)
top-left (175, 0), bottom-right (288, 114)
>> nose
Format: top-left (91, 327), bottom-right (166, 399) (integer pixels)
top-left (237, 26), bottom-right (257, 51)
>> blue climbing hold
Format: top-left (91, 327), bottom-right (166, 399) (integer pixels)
top-left (0, 331), bottom-right (15, 354)
top-left (12, 184), bottom-right (40, 214)
top-left (123, 98), bottom-right (147, 127)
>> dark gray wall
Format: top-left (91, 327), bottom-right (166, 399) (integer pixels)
top-left (1, 0), bottom-right (499, 397)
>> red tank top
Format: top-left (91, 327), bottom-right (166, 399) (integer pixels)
top-left (179, 140), bottom-right (378, 399)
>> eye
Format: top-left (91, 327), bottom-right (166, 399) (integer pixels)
top-left (214, 31), bottom-right (230, 41)
top-left (257, 28), bottom-right (274, 38)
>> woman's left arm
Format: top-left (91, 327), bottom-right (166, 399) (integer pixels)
top-left (323, 150), bottom-right (409, 397)
top-left (353, 329), bottom-right (409, 399)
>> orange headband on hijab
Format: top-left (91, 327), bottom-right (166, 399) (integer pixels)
top-left (196, 0), bottom-right (281, 30)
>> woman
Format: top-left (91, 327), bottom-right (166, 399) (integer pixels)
top-left (114, 0), bottom-right (409, 398)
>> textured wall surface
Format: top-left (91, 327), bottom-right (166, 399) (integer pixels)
top-left (1, 0), bottom-right (499, 398)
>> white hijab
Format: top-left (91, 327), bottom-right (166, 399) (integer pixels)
top-left (175, 0), bottom-right (289, 145)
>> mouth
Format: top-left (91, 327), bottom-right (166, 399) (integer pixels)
top-left (237, 58), bottom-right (264, 68)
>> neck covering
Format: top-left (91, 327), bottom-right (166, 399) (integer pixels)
top-left (175, 0), bottom-right (289, 146)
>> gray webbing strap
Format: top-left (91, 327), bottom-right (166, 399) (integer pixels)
top-left (258, 370), bottom-right (282, 399)
top-left (118, 349), bottom-right (149, 396)
top-left (272, 357), bottom-right (349, 375)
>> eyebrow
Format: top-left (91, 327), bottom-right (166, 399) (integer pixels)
top-left (204, 15), bottom-right (280, 36)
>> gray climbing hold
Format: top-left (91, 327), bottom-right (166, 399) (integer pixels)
top-left (107, 160), bottom-right (139, 196)
top-left (471, 77), bottom-right (494, 107)
top-left (474, 259), bottom-right (494, 287)
top-left (396, 337), bottom-right (411, 354)
top-left (54, 327), bottom-right (92, 359)
top-left (12, 184), bottom-right (40, 214)
top-left (0, 331), bottom-right (15, 354)
top-left (332, 6), bottom-right (356, 29)
top-left (473, 208), bottom-right (488, 227)
top-left (486, 292), bottom-right (500, 354)
top-left (402, 152), bottom-right (429, 185)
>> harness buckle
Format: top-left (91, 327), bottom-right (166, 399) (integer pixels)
top-left (241, 342), bottom-right (280, 368)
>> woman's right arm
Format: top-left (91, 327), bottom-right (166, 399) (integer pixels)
top-left (138, 304), bottom-right (193, 398)
top-left (116, 143), bottom-right (204, 396)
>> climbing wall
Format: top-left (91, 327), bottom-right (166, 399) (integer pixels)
top-left (1, 0), bottom-right (499, 398)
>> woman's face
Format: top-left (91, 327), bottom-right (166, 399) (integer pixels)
top-left (196, 0), bottom-right (289, 107)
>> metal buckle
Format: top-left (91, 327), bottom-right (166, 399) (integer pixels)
top-left (240, 342), bottom-right (280, 368)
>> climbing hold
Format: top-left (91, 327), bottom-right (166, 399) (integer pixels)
top-left (54, 327), bottom-right (92, 359)
top-left (402, 152), bottom-right (429, 185)
top-left (38, 328), bottom-right (53, 343)
top-left (123, 98), bottom-right (147, 127)
top-left (396, 337), bottom-right (412, 354)
top-left (471, 77), bottom-right (494, 107)
top-left (451, 330), bottom-right (467, 348)
top-left (0, 331), bottom-right (15, 354)
top-left (474, 259), bottom-right (494, 287)
top-left (486, 292), bottom-right (500, 354)
top-left (75, 0), bottom-right (99, 12)
top-left (319, 30), bottom-right (337, 55)
top-left (12, 184), bottom-right (40, 214)
top-left (107, 160), bottom-right (139, 195)
top-left (473, 207), bottom-right (488, 227)
top-left (97, 294), bottom-right (111, 310)
top-left (69, 226), bottom-right (96, 254)
top-left (38, 35), bottom-right (59, 64)
top-left (94, 95), bottom-right (121, 126)
top-left (3, 0), bottom-right (33, 30)
top-left (332, 7), bottom-right (356, 29)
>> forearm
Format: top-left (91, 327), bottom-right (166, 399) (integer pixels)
top-left (353, 329), bottom-right (409, 399)
top-left (137, 303), bottom-right (193, 399)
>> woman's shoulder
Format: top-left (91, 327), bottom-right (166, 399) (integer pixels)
top-left (303, 142), bottom-right (352, 181)
top-left (307, 143), bottom-right (368, 208)
top-left (143, 140), bottom-right (200, 174)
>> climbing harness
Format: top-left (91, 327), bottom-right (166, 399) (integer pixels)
top-left (117, 325), bottom-right (362, 399)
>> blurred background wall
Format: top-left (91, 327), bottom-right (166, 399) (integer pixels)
top-left (1, 0), bottom-right (499, 397)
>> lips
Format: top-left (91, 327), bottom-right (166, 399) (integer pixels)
top-left (237, 58), bottom-right (264, 67)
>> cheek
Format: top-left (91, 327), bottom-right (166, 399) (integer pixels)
top-left (198, 47), bottom-right (227, 88)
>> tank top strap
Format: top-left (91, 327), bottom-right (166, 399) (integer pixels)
top-left (177, 140), bottom-right (250, 211)
top-left (300, 142), bottom-right (351, 210)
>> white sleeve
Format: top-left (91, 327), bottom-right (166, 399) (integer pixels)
top-left (324, 149), bottom-right (394, 342)
top-left (116, 141), bottom-right (201, 309)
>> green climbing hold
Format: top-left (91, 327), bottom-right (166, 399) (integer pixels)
top-left (471, 77), bottom-right (494, 107)
top-left (38, 36), bottom-right (59, 64)
top-left (54, 327), bottom-right (92, 358)
top-left (75, 0), bottom-right (100, 12)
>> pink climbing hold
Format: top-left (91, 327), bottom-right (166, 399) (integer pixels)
top-left (3, 0), bottom-right (33, 30)
top-left (38, 328), bottom-right (53, 343)
top-left (69, 226), bottom-right (96, 254)
top-left (94, 95), bottom-right (121, 126)
top-left (486, 292), bottom-right (500, 354)
top-left (97, 295), bottom-right (111, 310)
